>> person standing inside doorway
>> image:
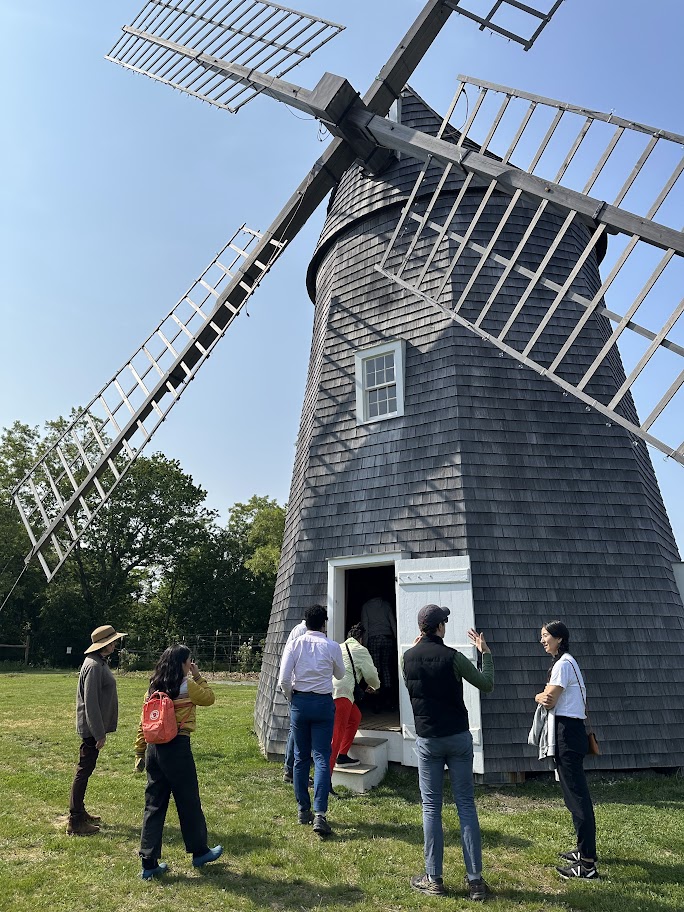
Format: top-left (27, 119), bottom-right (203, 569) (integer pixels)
top-left (360, 596), bottom-right (397, 711)
top-left (278, 604), bottom-right (345, 836)
top-left (403, 605), bottom-right (494, 902)
top-left (68, 624), bottom-right (125, 836)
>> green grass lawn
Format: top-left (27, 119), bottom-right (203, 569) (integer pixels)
top-left (1, 672), bottom-right (682, 912)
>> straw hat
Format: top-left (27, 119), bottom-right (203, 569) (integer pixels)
top-left (84, 624), bottom-right (126, 654)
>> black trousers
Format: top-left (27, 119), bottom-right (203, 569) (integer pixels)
top-left (555, 716), bottom-right (597, 860)
top-left (69, 737), bottom-right (99, 816)
top-left (139, 735), bottom-right (209, 861)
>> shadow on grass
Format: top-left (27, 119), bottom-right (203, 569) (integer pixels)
top-left (492, 883), bottom-right (677, 912)
top-left (479, 825), bottom-right (532, 850)
top-left (601, 854), bottom-right (684, 886)
top-left (490, 855), bottom-right (684, 912)
top-left (333, 819), bottom-right (424, 844)
top-left (193, 867), bottom-right (364, 908)
top-left (334, 819), bottom-right (531, 852)
top-left (101, 825), bottom-right (274, 860)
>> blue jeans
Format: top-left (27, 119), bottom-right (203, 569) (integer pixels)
top-left (415, 731), bottom-right (482, 879)
top-left (290, 691), bottom-right (334, 815)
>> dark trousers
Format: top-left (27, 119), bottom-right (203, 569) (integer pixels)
top-left (139, 735), bottom-right (209, 862)
top-left (367, 634), bottom-right (398, 709)
top-left (556, 716), bottom-right (597, 860)
top-left (69, 737), bottom-right (99, 816)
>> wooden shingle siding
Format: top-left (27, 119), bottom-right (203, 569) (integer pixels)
top-left (254, 90), bottom-right (684, 774)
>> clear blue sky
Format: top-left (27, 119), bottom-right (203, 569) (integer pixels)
top-left (1, 0), bottom-right (683, 552)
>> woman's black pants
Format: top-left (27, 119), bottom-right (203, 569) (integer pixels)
top-left (139, 735), bottom-right (209, 863)
top-left (555, 715), bottom-right (597, 860)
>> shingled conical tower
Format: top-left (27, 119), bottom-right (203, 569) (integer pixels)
top-left (254, 89), bottom-right (684, 778)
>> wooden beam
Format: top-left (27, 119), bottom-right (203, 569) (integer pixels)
top-left (351, 110), bottom-right (684, 255)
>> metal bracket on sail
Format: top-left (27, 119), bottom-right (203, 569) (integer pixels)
top-left (372, 76), bottom-right (684, 465)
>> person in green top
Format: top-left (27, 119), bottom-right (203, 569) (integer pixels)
top-left (402, 605), bottom-right (494, 903)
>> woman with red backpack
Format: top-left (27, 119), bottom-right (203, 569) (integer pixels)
top-left (134, 644), bottom-right (222, 880)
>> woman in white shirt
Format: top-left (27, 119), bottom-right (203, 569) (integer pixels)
top-left (535, 620), bottom-right (599, 881)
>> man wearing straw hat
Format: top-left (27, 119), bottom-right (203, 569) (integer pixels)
top-left (67, 624), bottom-right (125, 835)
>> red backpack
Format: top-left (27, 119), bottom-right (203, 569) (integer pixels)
top-left (142, 691), bottom-right (189, 744)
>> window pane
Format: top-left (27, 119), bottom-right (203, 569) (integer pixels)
top-left (368, 388), bottom-right (379, 417)
top-left (386, 361), bottom-right (395, 381)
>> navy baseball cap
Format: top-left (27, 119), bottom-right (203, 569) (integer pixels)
top-left (417, 604), bottom-right (450, 627)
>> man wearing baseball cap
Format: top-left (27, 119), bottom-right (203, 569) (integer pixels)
top-left (402, 605), bottom-right (494, 902)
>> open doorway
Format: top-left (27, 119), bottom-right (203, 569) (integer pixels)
top-left (345, 564), bottom-right (400, 731)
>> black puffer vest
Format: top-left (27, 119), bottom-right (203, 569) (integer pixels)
top-left (403, 634), bottom-right (469, 738)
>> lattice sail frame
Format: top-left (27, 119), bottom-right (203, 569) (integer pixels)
top-left (443, 0), bottom-right (563, 50)
top-left (13, 227), bottom-right (286, 581)
top-left (106, 0), bottom-right (344, 113)
top-left (376, 75), bottom-right (684, 465)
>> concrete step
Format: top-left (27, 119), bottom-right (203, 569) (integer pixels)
top-left (332, 761), bottom-right (384, 792)
top-left (331, 735), bottom-right (389, 793)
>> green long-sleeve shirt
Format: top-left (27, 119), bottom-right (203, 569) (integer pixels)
top-left (401, 644), bottom-right (494, 693)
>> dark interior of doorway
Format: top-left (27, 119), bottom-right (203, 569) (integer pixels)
top-left (345, 564), bottom-right (400, 731)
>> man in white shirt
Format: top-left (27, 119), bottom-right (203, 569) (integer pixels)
top-left (282, 619), bottom-right (307, 783)
top-left (278, 605), bottom-right (345, 836)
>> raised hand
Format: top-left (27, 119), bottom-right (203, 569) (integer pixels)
top-left (467, 628), bottom-right (491, 654)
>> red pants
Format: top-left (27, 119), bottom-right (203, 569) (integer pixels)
top-left (330, 697), bottom-right (361, 772)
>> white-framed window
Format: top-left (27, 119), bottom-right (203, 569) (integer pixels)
top-left (354, 340), bottom-right (405, 424)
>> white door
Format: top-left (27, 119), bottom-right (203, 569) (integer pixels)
top-left (395, 556), bottom-right (484, 774)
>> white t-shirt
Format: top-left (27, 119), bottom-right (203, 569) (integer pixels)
top-left (549, 654), bottom-right (586, 719)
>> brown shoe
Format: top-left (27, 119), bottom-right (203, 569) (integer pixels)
top-left (84, 810), bottom-right (101, 824)
top-left (67, 815), bottom-right (100, 836)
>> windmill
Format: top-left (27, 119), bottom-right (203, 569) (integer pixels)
top-left (9, 0), bottom-right (684, 779)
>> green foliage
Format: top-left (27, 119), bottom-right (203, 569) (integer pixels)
top-left (1, 672), bottom-right (683, 912)
top-left (0, 417), bottom-right (286, 664)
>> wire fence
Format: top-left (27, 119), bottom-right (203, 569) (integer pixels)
top-left (119, 632), bottom-right (265, 674)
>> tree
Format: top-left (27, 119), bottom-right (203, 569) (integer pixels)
top-left (160, 496), bottom-right (286, 638)
top-left (1, 413), bottom-right (285, 664)
top-left (0, 423), bottom-right (49, 656)
top-left (0, 414), bottom-right (218, 661)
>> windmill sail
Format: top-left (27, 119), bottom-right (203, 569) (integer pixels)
top-left (443, 0), bottom-right (563, 50)
top-left (372, 77), bottom-right (684, 464)
top-left (13, 226), bottom-right (285, 581)
top-left (106, 0), bottom-right (344, 113)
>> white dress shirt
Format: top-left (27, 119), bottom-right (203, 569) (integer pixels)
top-left (278, 629), bottom-right (345, 701)
top-left (285, 620), bottom-right (307, 646)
